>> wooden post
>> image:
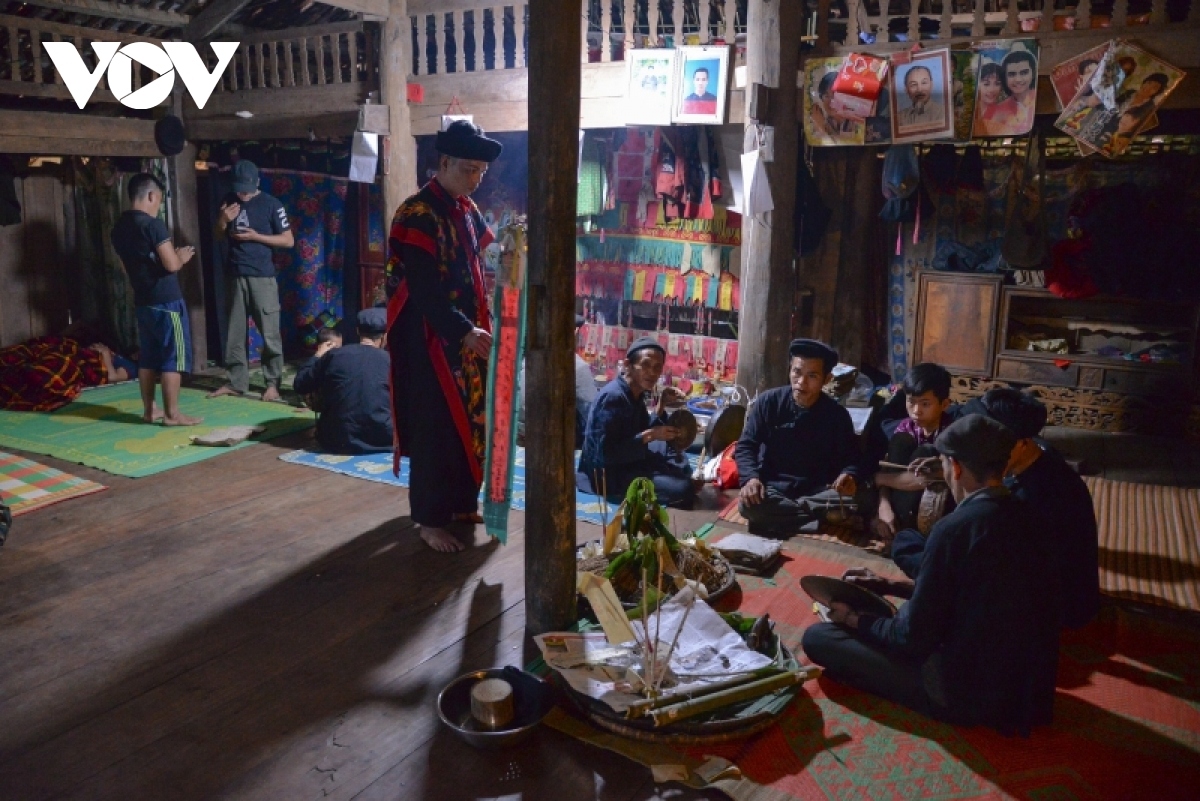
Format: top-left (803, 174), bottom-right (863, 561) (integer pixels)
top-left (381, 0), bottom-right (418, 223)
top-left (170, 90), bottom-right (207, 368)
top-left (735, 0), bottom-right (801, 395)
top-left (525, 0), bottom-right (581, 639)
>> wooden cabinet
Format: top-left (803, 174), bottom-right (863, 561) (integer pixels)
top-left (912, 271), bottom-right (1200, 431)
top-left (912, 271), bottom-right (1003, 376)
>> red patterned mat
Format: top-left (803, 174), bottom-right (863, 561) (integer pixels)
top-left (547, 536), bottom-right (1200, 800)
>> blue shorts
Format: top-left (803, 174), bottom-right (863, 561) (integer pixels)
top-left (136, 299), bottom-right (193, 374)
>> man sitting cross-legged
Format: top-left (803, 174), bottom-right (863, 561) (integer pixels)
top-left (735, 339), bottom-right (860, 537)
top-left (577, 337), bottom-right (696, 508)
top-left (293, 309), bottom-right (393, 455)
top-left (802, 415), bottom-right (1061, 737)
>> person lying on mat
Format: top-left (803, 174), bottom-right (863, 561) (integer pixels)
top-left (0, 335), bottom-right (137, 413)
top-left (802, 415), bottom-right (1061, 737)
top-left (734, 339), bottom-right (860, 537)
top-left (293, 309), bottom-right (392, 455)
top-left (110, 172), bottom-right (203, 426)
top-left (869, 363), bottom-right (955, 545)
top-left (577, 337), bottom-right (696, 508)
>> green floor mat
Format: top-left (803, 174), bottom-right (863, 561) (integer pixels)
top-left (0, 383), bottom-right (315, 478)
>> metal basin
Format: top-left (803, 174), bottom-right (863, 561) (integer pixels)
top-left (436, 666), bottom-right (554, 750)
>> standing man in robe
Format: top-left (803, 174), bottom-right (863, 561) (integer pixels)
top-left (385, 121), bottom-right (501, 553)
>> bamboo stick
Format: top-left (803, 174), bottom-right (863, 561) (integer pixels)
top-left (625, 666), bottom-right (786, 718)
top-left (650, 668), bottom-right (820, 727)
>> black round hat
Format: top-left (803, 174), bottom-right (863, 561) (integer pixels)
top-left (435, 120), bottom-right (503, 163)
top-left (154, 114), bottom-right (186, 157)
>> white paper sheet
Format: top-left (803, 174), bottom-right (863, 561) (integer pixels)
top-left (740, 148), bottom-right (773, 216)
top-left (349, 131), bottom-right (378, 183)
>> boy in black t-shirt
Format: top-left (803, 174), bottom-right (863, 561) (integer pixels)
top-left (110, 173), bottom-right (203, 426)
top-left (207, 159), bottom-right (294, 402)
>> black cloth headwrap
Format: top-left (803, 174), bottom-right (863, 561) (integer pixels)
top-left (788, 338), bottom-right (838, 371)
top-left (154, 115), bottom-right (186, 157)
top-left (626, 336), bottom-right (665, 361)
top-left (981, 388), bottom-right (1048, 440)
top-left (935, 414), bottom-right (1015, 466)
top-left (435, 120), bottom-right (503, 163)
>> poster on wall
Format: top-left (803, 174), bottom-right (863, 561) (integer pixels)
top-left (1055, 41), bottom-right (1180, 158)
top-left (889, 48), bottom-right (954, 144)
top-left (952, 50), bottom-right (978, 142)
top-left (1049, 42), bottom-right (1119, 156)
top-left (624, 49), bottom-right (677, 126)
top-left (971, 40), bottom-right (1039, 137)
top-left (672, 45), bottom-right (730, 125)
top-left (803, 57), bottom-right (865, 146)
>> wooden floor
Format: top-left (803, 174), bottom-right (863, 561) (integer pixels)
top-left (1, 424), bottom-right (1195, 800)
top-left (0, 431), bottom-right (725, 800)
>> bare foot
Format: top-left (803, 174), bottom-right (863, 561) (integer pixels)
top-left (206, 385), bottom-right (243, 399)
top-left (261, 386), bottom-right (283, 403)
top-left (142, 404), bottom-right (165, 424)
top-left (453, 511), bottom-right (484, 525)
top-left (162, 413), bottom-right (204, 426)
top-left (419, 526), bottom-right (465, 553)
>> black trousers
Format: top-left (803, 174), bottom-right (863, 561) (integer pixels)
top-left (739, 487), bottom-right (857, 535)
top-left (801, 622), bottom-right (947, 719)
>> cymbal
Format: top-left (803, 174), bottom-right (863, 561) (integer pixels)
top-left (799, 575), bottom-right (896, 619)
top-left (665, 408), bottom-right (698, 452)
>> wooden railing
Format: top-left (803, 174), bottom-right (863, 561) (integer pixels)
top-left (834, 0), bottom-right (1199, 48)
top-left (0, 13), bottom-right (165, 104)
top-left (206, 21), bottom-right (370, 93)
top-left (408, 0), bottom-right (528, 75)
top-left (583, 0), bottom-right (747, 63)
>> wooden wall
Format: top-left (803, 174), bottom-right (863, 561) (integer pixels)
top-left (795, 147), bottom-right (890, 374)
top-left (0, 167), bottom-right (78, 348)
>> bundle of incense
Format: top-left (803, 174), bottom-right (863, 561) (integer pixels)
top-left (624, 667), bottom-right (785, 719)
top-left (650, 667), bottom-right (821, 728)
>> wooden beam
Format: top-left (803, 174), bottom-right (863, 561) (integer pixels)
top-left (183, 81), bottom-right (368, 118)
top-left (188, 112), bottom-right (360, 140)
top-left (12, 0), bottom-right (189, 28)
top-left (233, 20), bottom-right (362, 45)
top-left (315, 0), bottom-right (388, 15)
top-left (737, 0), bottom-right (802, 395)
top-left (381, 0), bottom-right (417, 224)
top-left (0, 136), bottom-right (160, 156)
top-left (185, 0), bottom-right (252, 41)
top-left (525, 0), bottom-right (581, 640)
top-left (170, 87), bottom-right (207, 368)
top-left (0, 109), bottom-right (156, 141)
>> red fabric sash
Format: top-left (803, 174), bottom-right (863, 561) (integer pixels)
top-left (385, 282), bottom-right (483, 486)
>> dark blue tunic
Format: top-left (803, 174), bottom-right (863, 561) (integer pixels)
top-left (1009, 447), bottom-right (1100, 629)
top-left (293, 344), bottom-right (393, 455)
top-left (858, 487), bottom-right (1060, 735)
top-left (577, 377), bottom-right (693, 505)
top-left (734, 387), bottom-right (860, 498)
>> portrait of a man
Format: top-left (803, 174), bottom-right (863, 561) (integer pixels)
top-left (682, 66), bottom-right (718, 115)
top-left (672, 47), bottom-right (729, 124)
top-left (889, 48), bottom-right (953, 143)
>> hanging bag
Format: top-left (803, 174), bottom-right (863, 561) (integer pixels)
top-left (1001, 130), bottom-right (1048, 269)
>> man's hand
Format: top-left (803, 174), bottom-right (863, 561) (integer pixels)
top-left (639, 426), bottom-right (680, 445)
top-left (876, 470), bottom-right (930, 492)
top-left (656, 385), bottom-right (686, 414)
top-left (219, 202), bottom-right (240, 223)
top-left (463, 328), bottom-right (492, 359)
top-left (315, 341), bottom-right (335, 358)
top-left (229, 228), bottom-right (261, 243)
top-left (175, 245), bottom-right (195, 264)
top-left (842, 567), bottom-right (893, 596)
top-left (872, 499), bottom-right (897, 540)
top-left (826, 601), bottom-right (859, 629)
top-left (832, 473), bottom-right (857, 497)
top-left (739, 477), bottom-right (766, 506)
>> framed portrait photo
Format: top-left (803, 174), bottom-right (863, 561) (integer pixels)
top-left (972, 39), bottom-right (1040, 138)
top-left (889, 48), bottom-right (954, 144)
top-left (672, 45), bottom-right (730, 125)
top-left (624, 49), bottom-right (678, 126)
